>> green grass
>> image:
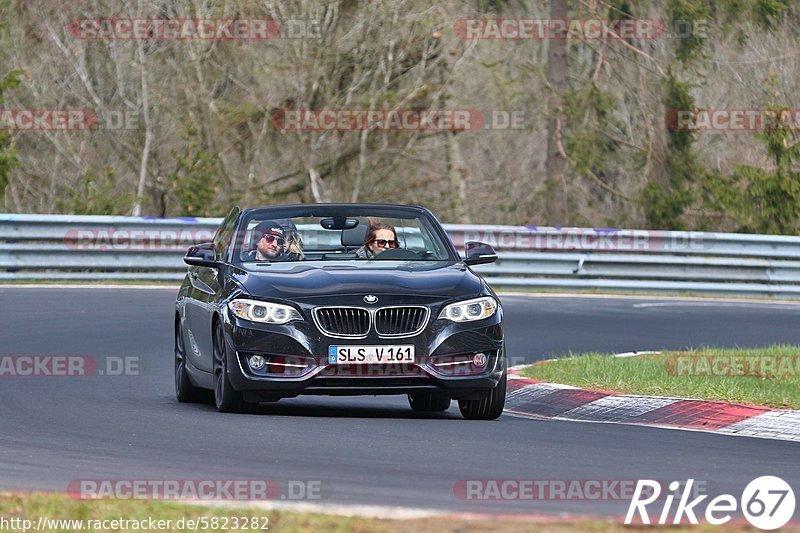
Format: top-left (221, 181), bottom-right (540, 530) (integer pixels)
top-left (0, 493), bottom-right (369, 533)
top-left (521, 345), bottom-right (800, 409)
top-left (0, 492), bottom-right (638, 533)
top-left (1, 492), bottom-right (795, 532)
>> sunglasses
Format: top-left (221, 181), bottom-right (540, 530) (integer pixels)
top-left (370, 238), bottom-right (398, 248)
top-left (261, 234), bottom-right (286, 246)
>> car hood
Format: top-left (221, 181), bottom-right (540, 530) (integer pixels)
top-left (233, 260), bottom-right (484, 301)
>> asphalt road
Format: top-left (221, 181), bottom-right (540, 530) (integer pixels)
top-left (1, 288), bottom-right (798, 518)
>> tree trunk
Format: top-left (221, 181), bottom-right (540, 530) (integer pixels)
top-left (307, 165), bottom-right (324, 203)
top-left (446, 131), bottom-right (469, 223)
top-left (351, 127), bottom-right (369, 203)
top-left (544, 0), bottom-right (568, 224)
top-left (132, 35), bottom-right (151, 217)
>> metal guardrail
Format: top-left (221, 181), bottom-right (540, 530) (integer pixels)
top-left (3, 213), bottom-right (800, 298)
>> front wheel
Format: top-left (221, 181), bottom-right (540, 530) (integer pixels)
top-left (213, 321), bottom-right (244, 413)
top-left (175, 319), bottom-right (204, 403)
top-left (458, 371), bottom-right (507, 420)
top-left (408, 392), bottom-right (451, 412)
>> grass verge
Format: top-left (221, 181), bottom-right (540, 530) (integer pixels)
top-left (0, 492), bottom-right (649, 532)
top-left (1, 492), bottom-right (796, 532)
top-left (521, 345), bottom-right (800, 409)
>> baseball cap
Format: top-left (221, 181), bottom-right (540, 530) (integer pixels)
top-left (252, 220), bottom-right (285, 246)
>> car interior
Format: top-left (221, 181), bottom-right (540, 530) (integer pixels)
top-left (238, 215), bottom-right (444, 262)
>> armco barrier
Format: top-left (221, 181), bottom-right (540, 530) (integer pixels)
top-left (2, 214), bottom-right (800, 298)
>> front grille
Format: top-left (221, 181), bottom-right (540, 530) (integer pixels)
top-left (314, 307), bottom-right (370, 337)
top-left (308, 377), bottom-right (432, 389)
top-left (375, 306), bottom-right (429, 336)
top-left (320, 364), bottom-right (423, 377)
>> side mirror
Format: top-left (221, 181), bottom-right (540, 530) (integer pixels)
top-left (464, 241), bottom-right (497, 266)
top-left (184, 242), bottom-right (220, 268)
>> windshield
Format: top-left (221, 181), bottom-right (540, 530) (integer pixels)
top-left (232, 207), bottom-right (455, 264)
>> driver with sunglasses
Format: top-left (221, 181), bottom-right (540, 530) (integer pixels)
top-left (356, 221), bottom-right (399, 258)
top-left (244, 220), bottom-right (288, 261)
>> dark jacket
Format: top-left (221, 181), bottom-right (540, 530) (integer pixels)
top-left (242, 250), bottom-right (299, 262)
top-left (355, 246), bottom-right (374, 259)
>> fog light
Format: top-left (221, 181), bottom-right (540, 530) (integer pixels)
top-left (472, 353), bottom-right (487, 367)
top-left (249, 355), bottom-right (266, 370)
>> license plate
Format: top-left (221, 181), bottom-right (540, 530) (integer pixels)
top-left (328, 345), bottom-right (415, 364)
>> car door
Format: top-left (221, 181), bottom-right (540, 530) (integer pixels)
top-left (184, 207), bottom-right (240, 372)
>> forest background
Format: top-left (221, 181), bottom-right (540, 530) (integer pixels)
top-left (0, 0), bottom-right (798, 234)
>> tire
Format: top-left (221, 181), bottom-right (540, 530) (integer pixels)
top-left (408, 391), bottom-right (451, 412)
top-left (458, 370), bottom-right (507, 420)
top-left (213, 321), bottom-right (244, 413)
top-left (175, 318), bottom-right (204, 403)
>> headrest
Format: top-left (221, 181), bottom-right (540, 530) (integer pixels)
top-left (341, 224), bottom-right (368, 247)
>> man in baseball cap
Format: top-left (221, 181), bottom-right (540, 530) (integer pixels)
top-left (246, 220), bottom-right (286, 261)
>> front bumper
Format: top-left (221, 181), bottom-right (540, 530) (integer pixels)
top-left (223, 303), bottom-right (505, 400)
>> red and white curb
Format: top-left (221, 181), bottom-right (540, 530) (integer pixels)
top-left (505, 367), bottom-right (800, 442)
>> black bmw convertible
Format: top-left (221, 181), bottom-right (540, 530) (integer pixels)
top-left (174, 203), bottom-right (506, 419)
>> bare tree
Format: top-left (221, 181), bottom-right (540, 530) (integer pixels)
top-left (132, 20), bottom-right (152, 217)
top-left (1, 0), bottom-right (799, 232)
top-left (544, 0), bottom-right (568, 224)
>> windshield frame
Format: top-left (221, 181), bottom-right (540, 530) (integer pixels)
top-left (230, 204), bottom-right (460, 265)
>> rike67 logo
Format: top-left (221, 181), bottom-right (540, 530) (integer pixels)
top-left (626, 476), bottom-right (795, 530)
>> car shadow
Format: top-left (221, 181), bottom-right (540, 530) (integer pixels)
top-left (248, 403), bottom-right (461, 419)
top-left (181, 394), bottom-right (464, 419)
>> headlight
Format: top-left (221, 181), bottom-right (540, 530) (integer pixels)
top-left (438, 296), bottom-right (498, 322)
top-left (228, 299), bottom-right (302, 325)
